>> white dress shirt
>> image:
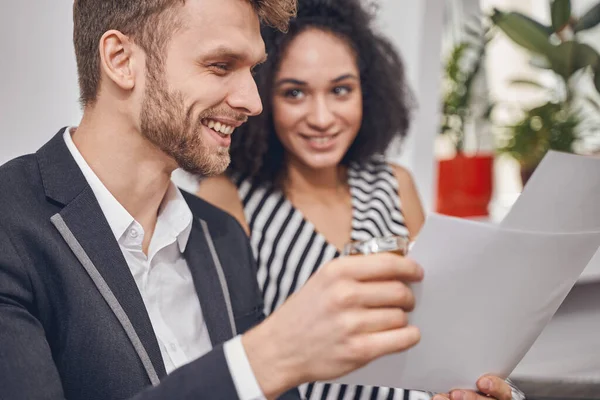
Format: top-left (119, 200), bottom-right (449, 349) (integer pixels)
top-left (64, 128), bottom-right (265, 400)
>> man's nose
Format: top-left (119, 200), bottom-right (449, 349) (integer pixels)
top-left (227, 71), bottom-right (263, 117)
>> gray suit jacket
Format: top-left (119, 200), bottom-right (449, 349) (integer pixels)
top-left (0, 129), bottom-right (300, 400)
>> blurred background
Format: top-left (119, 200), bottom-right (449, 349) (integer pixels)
top-left (2, 0), bottom-right (599, 220)
top-left (0, 1), bottom-right (599, 398)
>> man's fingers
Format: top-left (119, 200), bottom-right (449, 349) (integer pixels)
top-left (433, 394), bottom-right (450, 400)
top-left (346, 308), bottom-right (408, 334)
top-left (353, 325), bottom-right (421, 362)
top-left (334, 253), bottom-right (424, 283)
top-left (358, 281), bottom-right (415, 310)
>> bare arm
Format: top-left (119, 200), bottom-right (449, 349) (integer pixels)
top-left (196, 175), bottom-right (250, 235)
top-left (390, 164), bottom-right (425, 240)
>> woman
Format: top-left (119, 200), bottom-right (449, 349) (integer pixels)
top-left (198, 0), bottom-right (517, 399)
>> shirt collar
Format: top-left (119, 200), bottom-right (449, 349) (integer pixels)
top-left (63, 128), bottom-right (193, 252)
top-left (158, 182), bottom-right (193, 253)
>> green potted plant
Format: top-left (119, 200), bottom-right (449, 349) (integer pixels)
top-left (437, 23), bottom-right (496, 218)
top-left (500, 101), bottom-right (579, 184)
top-left (491, 0), bottom-right (600, 185)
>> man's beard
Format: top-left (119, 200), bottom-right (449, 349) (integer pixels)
top-left (139, 63), bottom-right (239, 176)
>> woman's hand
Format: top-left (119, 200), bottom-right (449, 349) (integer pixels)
top-left (433, 375), bottom-right (513, 400)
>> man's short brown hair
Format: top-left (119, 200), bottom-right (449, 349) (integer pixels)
top-left (73, 0), bottom-right (296, 107)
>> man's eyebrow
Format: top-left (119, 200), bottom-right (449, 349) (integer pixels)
top-left (203, 46), bottom-right (245, 61)
top-left (204, 46), bottom-right (268, 66)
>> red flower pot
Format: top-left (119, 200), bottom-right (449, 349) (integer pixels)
top-left (436, 153), bottom-right (494, 218)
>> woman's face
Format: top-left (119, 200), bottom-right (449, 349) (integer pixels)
top-left (272, 28), bottom-right (363, 171)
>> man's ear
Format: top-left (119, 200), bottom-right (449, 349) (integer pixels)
top-left (98, 30), bottom-right (137, 92)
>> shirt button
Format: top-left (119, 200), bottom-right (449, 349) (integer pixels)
top-left (169, 343), bottom-right (177, 352)
top-left (130, 229), bottom-right (139, 238)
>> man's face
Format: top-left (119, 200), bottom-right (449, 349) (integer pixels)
top-left (140, 0), bottom-right (265, 176)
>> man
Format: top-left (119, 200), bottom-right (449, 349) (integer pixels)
top-left (0, 1), bottom-right (513, 399)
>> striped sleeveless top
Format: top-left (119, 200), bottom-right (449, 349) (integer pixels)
top-left (235, 158), bottom-right (430, 400)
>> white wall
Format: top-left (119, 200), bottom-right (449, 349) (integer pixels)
top-left (0, 2), bottom-right (445, 212)
top-left (377, 0), bottom-right (446, 212)
top-left (0, 2), bottom-right (81, 164)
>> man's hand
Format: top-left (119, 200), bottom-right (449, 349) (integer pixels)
top-left (433, 376), bottom-right (513, 400)
top-left (242, 253), bottom-right (423, 399)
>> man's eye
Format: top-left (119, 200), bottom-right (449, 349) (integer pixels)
top-left (210, 63), bottom-right (230, 73)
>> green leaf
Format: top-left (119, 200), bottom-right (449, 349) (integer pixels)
top-left (574, 2), bottom-right (600, 32)
top-left (499, 101), bottom-right (579, 167)
top-left (544, 42), bottom-right (600, 79)
top-left (542, 41), bottom-right (600, 79)
top-left (551, 0), bottom-right (572, 31)
top-left (544, 42), bottom-right (576, 78)
top-left (491, 9), bottom-right (554, 55)
top-left (572, 42), bottom-right (600, 70)
top-left (517, 14), bottom-right (555, 36)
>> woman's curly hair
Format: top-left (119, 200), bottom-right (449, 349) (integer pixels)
top-left (227, 0), bottom-right (414, 187)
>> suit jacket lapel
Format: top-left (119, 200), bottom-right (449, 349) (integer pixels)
top-left (37, 129), bottom-right (167, 381)
top-left (185, 218), bottom-right (236, 346)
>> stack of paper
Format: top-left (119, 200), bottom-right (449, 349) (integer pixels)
top-left (334, 152), bottom-right (600, 394)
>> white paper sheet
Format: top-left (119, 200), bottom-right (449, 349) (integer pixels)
top-left (500, 151), bottom-right (600, 283)
top-left (499, 152), bottom-right (600, 383)
top-left (500, 151), bottom-right (600, 233)
top-left (333, 152), bottom-right (600, 392)
top-left (579, 247), bottom-right (600, 284)
top-left (334, 214), bottom-right (600, 393)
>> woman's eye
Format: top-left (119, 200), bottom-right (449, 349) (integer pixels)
top-left (333, 86), bottom-right (352, 96)
top-left (284, 89), bottom-right (305, 99)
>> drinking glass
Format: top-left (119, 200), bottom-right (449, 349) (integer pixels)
top-left (342, 235), bottom-right (410, 257)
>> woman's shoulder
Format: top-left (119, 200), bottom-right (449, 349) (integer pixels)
top-left (385, 163), bottom-right (425, 239)
top-left (196, 174), bottom-right (250, 234)
top-left (387, 162), bottom-right (414, 186)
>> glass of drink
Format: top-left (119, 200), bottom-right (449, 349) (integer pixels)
top-left (342, 235), bottom-right (410, 257)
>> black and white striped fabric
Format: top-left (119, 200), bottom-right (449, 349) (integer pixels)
top-left (235, 158), bottom-right (430, 400)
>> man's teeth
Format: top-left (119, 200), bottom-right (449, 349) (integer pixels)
top-left (202, 119), bottom-right (235, 135)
